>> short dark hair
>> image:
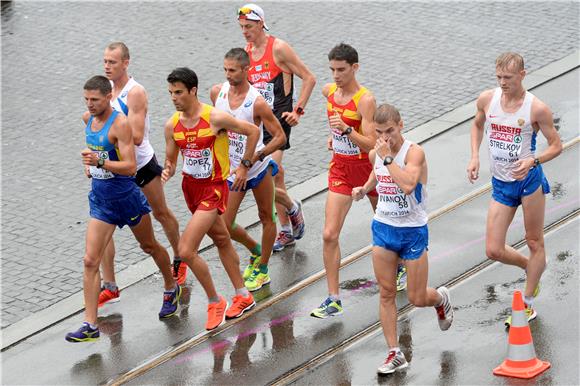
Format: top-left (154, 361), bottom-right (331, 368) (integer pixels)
top-left (84, 75), bottom-right (111, 95)
top-left (167, 67), bottom-right (198, 93)
top-left (107, 42), bottom-right (130, 60)
top-left (224, 47), bottom-right (250, 68)
top-left (328, 43), bottom-right (358, 65)
top-left (374, 103), bottom-right (401, 124)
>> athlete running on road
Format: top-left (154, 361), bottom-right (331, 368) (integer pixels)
top-left (352, 104), bottom-right (454, 374)
top-left (210, 48), bottom-right (286, 292)
top-left (98, 42), bottom-right (185, 309)
top-left (238, 3), bottom-right (316, 251)
top-left (467, 52), bottom-right (562, 327)
top-left (66, 76), bottom-right (180, 343)
top-left (163, 67), bottom-right (260, 330)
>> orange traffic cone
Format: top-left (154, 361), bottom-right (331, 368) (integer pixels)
top-left (493, 290), bottom-right (550, 379)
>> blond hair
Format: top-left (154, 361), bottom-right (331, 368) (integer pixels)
top-left (496, 52), bottom-right (524, 71)
top-left (107, 42), bottom-right (130, 60)
top-left (374, 103), bottom-right (401, 124)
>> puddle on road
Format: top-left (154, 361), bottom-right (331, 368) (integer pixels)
top-left (556, 250), bottom-right (572, 261)
top-left (550, 182), bottom-right (566, 199)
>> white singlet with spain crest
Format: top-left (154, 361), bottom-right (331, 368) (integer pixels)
top-left (485, 87), bottom-right (536, 182)
top-left (214, 82), bottom-right (271, 182)
top-left (110, 77), bottom-right (155, 170)
top-left (373, 140), bottom-right (428, 227)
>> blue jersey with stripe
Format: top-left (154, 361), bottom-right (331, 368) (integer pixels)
top-left (85, 110), bottom-right (135, 199)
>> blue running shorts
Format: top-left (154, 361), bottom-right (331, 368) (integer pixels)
top-left (227, 159), bottom-right (279, 192)
top-left (89, 186), bottom-right (151, 228)
top-left (492, 165), bottom-right (550, 207)
top-left (372, 219), bottom-right (429, 260)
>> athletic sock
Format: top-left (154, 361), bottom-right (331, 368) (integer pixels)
top-left (104, 282), bottom-right (118, 292)
top-left (281, 224), bottom-right (292, 233)
top-left (250, 244), bottom-right (262, 256)
top-left (389, 347), bottom-right (401, 354)
top-left (259, 264), bottom-right (268, 274)
top-left (164, 286), bottom-right (177, 294)
top-left (287, 201), bottom-right (299, 215)
top-left (85, 322), bottom-right (97, 330)
top-left (524, 296), bottom-right (534, 308)
top-left (235, 287), bottom-right (250, 297)
top-left (208, 296), bottom-right (221, 304)
top-left (329, 294), bottom-right (340, 302)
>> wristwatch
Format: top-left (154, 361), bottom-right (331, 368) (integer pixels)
top-left (257, 150), bottom-right (266, 162)
top-left (533, 158), bottom-right (541, 167)
top-left (96, 158), bottom-right (105, 169)
top-left (342, 127), bottom-right (353, 136)
top-left (241, 159), bottom-right (253, 168)
top-left (295, 107), bottom-right (305, 116)
top-left (383, 156), bottom-right (394, 166)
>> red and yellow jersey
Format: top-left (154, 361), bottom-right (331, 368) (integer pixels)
top-left (171, 103), bottom-right (230, 183)
top-left (327, 84), bottom-right (370, 161)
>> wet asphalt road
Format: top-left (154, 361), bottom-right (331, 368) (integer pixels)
top-left (2, 69), bottom-right (578, 384)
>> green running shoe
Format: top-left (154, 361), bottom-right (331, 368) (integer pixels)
top-left (396, 264), bottom-right (407, 292)
top-left (243, 254), bottom-right (261, 280)
top-left (310, 297), bottom-right (343, 319)
top-left (245, 269), bottom-right (271, 292)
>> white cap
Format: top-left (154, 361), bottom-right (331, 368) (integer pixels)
top-left (238, 3), bottom-right (269, 31)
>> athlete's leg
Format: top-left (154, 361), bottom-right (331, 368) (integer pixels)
top-left (84, 219), bottom-right (116, 325)
top-left (207, 215), bottom-right (245, 290)
top-left (100, 238), bottom-right (116, 284)
top-left (224, 188), bottom-right (258, 250)
top-left (521, 187), bottom-right (546, 299)
top-left (272, 150), bottom-right (291, 224)
top-left (371, 246), bottom-right (399, 348)
top-left (250, 172), bottom-right (276, 266)
top-left (322, 191), bottom-right (354, 296)
top-left (367, 194), bottom-right (378, 212)
top-left (141, 175), bottom-right (180, 257)
top-left (485, 200), bottom-right (527, 268)
top-left (404, 251), bottom-right (441, 307)
top-left (179, 209), bottom-right (220, 299)
top-left (129, 214), bottom-right (175, 290)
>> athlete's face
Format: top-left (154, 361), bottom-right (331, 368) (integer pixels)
top-left (375, 120), bottom-right (403, 145)
top-left (496, 65), bottom-right (525, 95)
top-left (239, 19), bottom-right (263, 42)
top-left (329, 60), bottom-right (358, 87)
top-left (224, 58), bottom-right (248, 86)
top-left (84, 89), bottom-right (111, 116)
top-left (103, 48), bottom-right (129, 82)
top-left (168, 82), bottom-right (196, 111)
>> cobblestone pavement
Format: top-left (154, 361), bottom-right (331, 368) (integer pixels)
top-left (1, 1), bottom-right (578, 327)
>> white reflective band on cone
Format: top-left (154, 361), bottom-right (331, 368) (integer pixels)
top-left (511, 310), bottom-right (528, 327)
top-left (507, 342), bottom-right (537, 361)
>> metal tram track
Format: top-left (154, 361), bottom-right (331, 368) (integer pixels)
top-left (270, 209), bottom-right (580, 386)
top-left (108, 138), bottom-right (578, 385)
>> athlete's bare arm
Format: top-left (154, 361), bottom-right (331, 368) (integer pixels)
top-left (512, 99), bottom-right (562, 180)
top-left (322, 84), bottom-right (333, 151)
top-left (81, 115), bottom-right (136, 176)
top-left (82, 111), bottom-right (91, 178)
top-left (209, 84), bottom-right (221, 106)
top-left (161, 117), bottom-right (180, 183)
top-left (377, 141), bottom-right (426, 195)
top-left (274, 39), bottom-right (316, 126)
top-left (467, 89), bottom-right (494, 183)
top-left (352, 149), bottom-right (378, 201)
top-left (254, 95), bottom-right (286, 163)
top-left (126, 85), bottom-right (148, 146)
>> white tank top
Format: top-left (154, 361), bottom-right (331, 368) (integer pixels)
top-left (110, 77), bottom-right (155, 170)
top-left (214, 82), bottom-right (270, 182)
top-left (485, 87), bottom-right (536, 182)
top-left (373, 140), bottom-right (428, 227)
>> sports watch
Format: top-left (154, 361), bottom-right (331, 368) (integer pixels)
top-left (342, 127), bottom-right (353, 136)
top-left (295, 107), bottom-right (305, 116)
top-left (96, 158), bottom-right (105, 168)
top-left (533, 158), bottom-right (541, 167)
top-left (241, 159), bottom-right (253, 168)
top-left (383, 156), bottom-right (394, 166)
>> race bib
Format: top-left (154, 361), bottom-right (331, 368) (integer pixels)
top-left (89, 151), bottom-right (114, 179)
top-left (331, 128), bottom-right (361, 156)
top-left (228, 131), bottom-right (246, 167)
top-left (183, 148), bottom-right (213, 179)
top-left (376, 184), bottom-right (410, 218)
top-left (255, 82), bottom-right (275, 108)
top-left (488, 124), bottom-right (523, 164)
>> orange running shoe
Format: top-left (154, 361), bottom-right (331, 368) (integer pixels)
top-left (98, 287), bottom-right (120, 308)
top-left (173, 259), bottom-right (188, 286)
top-left (226, 293), bottom-right (256, 319)
top-left (206, 296), bottom-right (228, 330)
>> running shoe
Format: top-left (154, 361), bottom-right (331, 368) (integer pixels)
top-left (243, 254), bottom-right (261, 280)
top-left (225, 293), bottom-right (256, 319)
top-left (273, 230), bottom-right (295, 252)
top-left (310, 297), bottom-right (343, 319)
top-left (288, 200), bottom-right (305, 240)
top-left (435, 286), bottom-right (454, 331)
top-left (158, 285), bottom-right (182, 319)
top-left (396, 264), bottom-right (407, 292)
top-left (98, 287), bottom-right (120, 308)
top-left (377, 350), bottom-right (409, 374)
top-left (206, 296), bottom-right (228, 330)
top-left (65, 322), bottom-right (100, 343)
top-left (245, 269), bottom-right (271, 292)
top-left (173, 259), bottom-right (188, 286)
top-left (504, 306), bottom-right (537, 328)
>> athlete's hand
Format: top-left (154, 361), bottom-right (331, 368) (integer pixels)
top-left (84, 165), bottom-right (92, 179)
top-left (327, 135), bottom-right (333, 151)
top-left (281, 111), bottom-right (300, 127)
top-left (161, 168), bottom-right (172, 184)
top-left (81, 148), bottom-right (98, 166)
top-left (352, 186), bottom-right (366, 201)
top-left (512, 157), bottom-right (534, 181)
top-left (375, 137), bottom-right (391, 159)
top-left (328, 111), bottom-right (348, 133)
top-left (466, 158), bottom-right (480, 184)
top-left (231, 166), bottom-right (248, 192)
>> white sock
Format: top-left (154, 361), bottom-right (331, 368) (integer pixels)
top-left (281, 224), bottom-right (292, 233)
